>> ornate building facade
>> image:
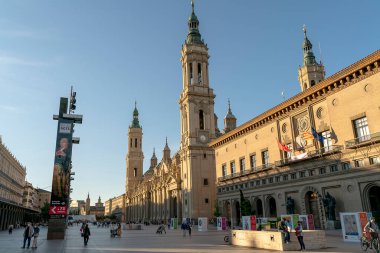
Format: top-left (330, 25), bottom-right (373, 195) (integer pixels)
top-left (209, 29), bottom-right (380, 228)
top-left (125, 2), bottom-right (217, 222)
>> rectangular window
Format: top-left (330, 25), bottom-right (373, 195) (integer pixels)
top-left (329, 164), bottom-right (338, 172)
top-left (342, 162), bottom-right (351, 170)
top-left (256, 180), bottom-right (260, 186)
top-left (291, 173), bottom-right (297, 180)
top-left (189, 63), bottom-right (193, 84)
top-left (283, 175), bottom-right (288, 181)
top-left (262, 179), bottom-right (266, 185)
top-left (309, 169), bottom-right (315, 176)
top-left (299, 171), bottom-right (306, 178)
top-left (354, 160), bottom-right (364, 167)
top-left (321, 131), bottom-right (333, 152)
top-left (197, 63), bottom-right (202, 83)
top-left (250, 181), bottom-right (255, 187)
top-left (135, 138), bottom-right (138, 148)
top-left (205, 198), bottom-right (209, 204)
top-left (230, 161), bottom-right (236, 175)
top-left (239, 158), bottom-right (246, 172)
top-left (250, 154), bottom-right (256, 170)
top-left (269, 177), bottom-right (274, 183)
top-left (203, 178), bottom-right (209, 185)
top-left (222, 164), bottom-right (227, 177)
top-left (353, 117), bottom-right (370, 142)
top-left (369, 157), bottom-right (380, 165)
top-left (275, 176), bottom-right (281, 182)
top-left (319, 167), bottom-right (326, 174)
top-left (262, 150), bottom-right (269, 166)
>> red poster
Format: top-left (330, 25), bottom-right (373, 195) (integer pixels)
top-left (250, 215), bottom-right (257, 230)
top-left (307, 214), bottom-right (315, 230)
top-left (49, 205), bottom-right (67, 215)
top-left (359, 212), bottom-right (368, 235)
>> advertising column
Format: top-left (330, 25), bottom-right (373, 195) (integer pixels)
top-left (47, 117), bottom-right (73, 239)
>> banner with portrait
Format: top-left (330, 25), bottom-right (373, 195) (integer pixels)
top-left (340, 212), bottom-right (361, 242)
top-left (50, 119), bottom-right (73, 218)
top-left (198, 217), bottom-right (208, 231)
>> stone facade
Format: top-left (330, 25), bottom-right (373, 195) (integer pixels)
top-left (22, 181), bottom-right (40, 212)
top-left (125, 3), bottom-right (217, 223)
top-left (36, 188), bottom-right (51, 209)
top-left (106, 194), bottom-right (125, 221)
top-left (210, 47), bottom-right (380, 228)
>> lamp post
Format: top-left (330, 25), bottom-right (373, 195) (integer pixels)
top-left (47, 87), bottom-right (83, 240)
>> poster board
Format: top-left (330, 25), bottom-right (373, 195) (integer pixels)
top-left (198, 217), bottom-right (208, 231)
top-left (250, 216), bottom-right (257, 231)
top-left (217, 217), bottom-right (227, 231)
top-left (307, 214), bottom-right (315, 230)
top-left (170, 218), bottom-right (178, 229)
top-left (280, 214), bottom-right (294, 230)
top-left (256, 217), bottom-right (268, 230)
top-left (299, 215), bottom-right (309, 230)
top-left (340, 212), bottom-right (361, 242)
top-left (242, 216), bottom-right (251, 230)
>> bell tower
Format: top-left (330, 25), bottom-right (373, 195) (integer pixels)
top-left (298, 25), bottom-right (325, 92)
top-left (126, 102), bottom-right (144, 194)
top-left (179, 0), bottom-right (216, 220)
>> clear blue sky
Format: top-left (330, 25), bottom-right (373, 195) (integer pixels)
top-left (0, 0), bottom-right (378, 204)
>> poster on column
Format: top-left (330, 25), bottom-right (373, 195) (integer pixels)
top-left (217, 217), bottom-right (223, 231)
top-left (170, 218), bottom-right (178, 229)
top-left (340, 212), bottom-right (361, 242)
top-left (242, 216), bottom-right (251, 230)
top-left (50, 119), bottom-right (73, 219)
top-left (299, 215), bottom-right (309, 230)
top-left (307, 214), bottom-right (315, 230)
top-left (250, 216), bottom-right (257, 231)
top-left (198, 217), bottom-right (208, 231)
top-left (359, 212), bottom-right (368, 233)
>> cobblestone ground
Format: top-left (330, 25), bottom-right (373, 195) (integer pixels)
top-left (0, 224), bottom-right (361, 253)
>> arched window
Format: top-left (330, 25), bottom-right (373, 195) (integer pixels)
top-left (133, 168), bottom-right (137, 177)
top-left (198, 63), bottom-right (202, 84)
top-left (311, 80), bottom-right (316, 86)
top-left (135, 138), bottom-right (137, 148)
top-left (130, 138), bottom-right (132, 147)
top-left (189, 63), bottom-right (193, 84)
top-left (199, 110), bottom-right (204, 130)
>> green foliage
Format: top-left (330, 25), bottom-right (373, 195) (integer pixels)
top-left (213, 200), bottom-right (221, 217)
top-left (240, 190), bottom-right (252, 216)
top-left (40, 202), bottom-right (50, 222)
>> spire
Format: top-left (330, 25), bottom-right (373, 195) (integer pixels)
top-left (130, 101), bottom-right (141, 128)
top-left (163, 137), bottom-right (171, 162)
top-left (164, 137), bottom-right (170, 151)
top-left (186, 0), bottom-right (203, 45)
top-left (302, 25), bottom-right (316, 66)
top-left (98, 196), bottom-right (101, 203)
top-left (225, 99), bottom-right (236, 120)
top-left (150, 148), bottom-right (158, 168)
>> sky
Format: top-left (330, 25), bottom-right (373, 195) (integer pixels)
top-left (0, 0), bottom-right (379, 205)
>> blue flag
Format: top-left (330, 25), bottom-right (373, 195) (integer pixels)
top-left (312, 128), bottom-right (324, 143)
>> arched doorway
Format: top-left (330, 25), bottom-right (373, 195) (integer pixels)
top-left (235, 201), bottom-right (241, 226)
top-left (305, 191), bottom-right (321, 229)
top-left (256, 199), bottom-right (263, 217)
top-left (268, 197), bottom-right (277, 217)
top-left (369, 186), bottom-right (380, 223)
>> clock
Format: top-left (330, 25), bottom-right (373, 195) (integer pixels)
top-left (199, 134), bottom-right (207, 143)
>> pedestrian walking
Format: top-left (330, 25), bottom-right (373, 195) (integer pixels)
top-left (181, 222), bottom-right (187, 237)
top-left (295, 221), bottom-right (306, 251)
top-left (188, 222), bottom-right (192, 237)
top-left (8, 224), bottom-right (13, 234)
top-left (83, 223), bottom-right (91, 246)
top-left (31, 224), bottom-right (40, 249)
top-left (22, 222), bottom-right (33, 248)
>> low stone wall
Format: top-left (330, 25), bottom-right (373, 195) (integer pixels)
top-left (230, 229), bottom-right (326, 251)
top-left (125, 224), bottom-right (142, 230)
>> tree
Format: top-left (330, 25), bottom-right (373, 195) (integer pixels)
top-left (239, 190), bottom-right (252, 216)
top-left (213, 200), bottom-right (221, 217)
top-left (40, 202), bottom-right (50, 222)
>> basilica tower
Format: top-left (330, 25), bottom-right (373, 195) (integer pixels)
top-left (126, 103), bottom-right (144, 194)
top-left (298, 26), bottom-right (325, 91)
top-left (179, 1), bottom-right (217, 220)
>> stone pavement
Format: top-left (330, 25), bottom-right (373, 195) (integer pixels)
top-left (0, 224), bottom-right (361, 253)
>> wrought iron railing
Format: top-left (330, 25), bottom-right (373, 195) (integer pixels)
top-left (345, 132), bottom-right (380, 148)
top-left (217, 163), bottom-right (274, 182)
top-left (274, 145), bottom-right (343, 167)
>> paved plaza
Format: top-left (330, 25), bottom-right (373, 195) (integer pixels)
top-left (0, 225), bottom-right (362, 253)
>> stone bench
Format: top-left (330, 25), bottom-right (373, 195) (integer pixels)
top-left (230, 229), bottom-right (326, 251)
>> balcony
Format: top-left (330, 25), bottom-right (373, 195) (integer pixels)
top-left (275, 145), bottom-right (343, 167)
top-left (345, 132), bottom-right (380, 149)
top-left (218, 163), bottom-right (274, 182)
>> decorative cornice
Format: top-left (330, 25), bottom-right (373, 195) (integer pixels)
top-left (209, 49), bottom-right (380, 148)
